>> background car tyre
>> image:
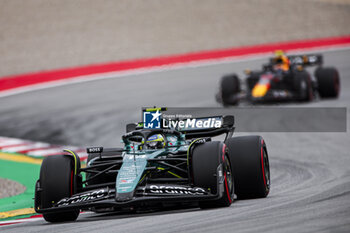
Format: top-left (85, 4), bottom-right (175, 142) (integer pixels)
top-left (192, 141), bottom-right (234, 208)
top-left (294, 71), bottom-right (313, 102)
top-left (226, 136), bottom-right (270, 199)
top-left (39, 155), bottom-right (80, 222)
top-left (315, 67), bottom-right (340, 98)
top-left (221, 74), bottom-right (241, 106)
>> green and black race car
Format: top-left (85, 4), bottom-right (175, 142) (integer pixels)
top-left (34, 110), bottom-right (270, 223)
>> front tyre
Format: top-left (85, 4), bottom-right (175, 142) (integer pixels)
top-left (192, 141), bottom-right (234, 208)
top-left (39, 155), bottom-right (80, 222)
top-left (294, 71), bottom-right (313, 102)
top-left (226, 136), bottom-right (270, 199)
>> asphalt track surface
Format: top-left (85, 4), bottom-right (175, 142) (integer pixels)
top-left (1, 48), bottom-right (350, 232)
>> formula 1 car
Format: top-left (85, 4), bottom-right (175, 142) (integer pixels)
top-left (216, 53), bottom-right (340, 105)
top-left (34, 110), bottom-right (270, 223)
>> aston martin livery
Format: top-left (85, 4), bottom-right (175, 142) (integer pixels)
top-left (34, 110), bottom-right (270, 223)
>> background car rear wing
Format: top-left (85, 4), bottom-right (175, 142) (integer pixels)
top-left (268, 54), bottom-right (323, 67)
top-left (287, 54), bottom-right (323, 66)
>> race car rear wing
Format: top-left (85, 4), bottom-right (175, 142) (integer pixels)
top-left (287, 54), bottom-right (323, 66)
top-left (126, 114), bottom-right (235, 140)
top-left (268, 54), bottom-right (323, 67)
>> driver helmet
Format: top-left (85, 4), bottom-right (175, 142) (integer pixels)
top-left (273, 50), bottom-right (290, 71)
top-left (146, 134), bottom-right (165, 149)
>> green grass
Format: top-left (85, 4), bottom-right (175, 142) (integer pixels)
top-left (0, 159), bottom-right (40, 213)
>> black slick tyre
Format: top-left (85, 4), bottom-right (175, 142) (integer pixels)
top-left (192, 141), bottom-right (234, 208)
top-left (39, 155), bottom-right (79, 222)
top-left (226, 136), bottom-right (270, 199)
top-left (221, 74), bottom-right (241, 106)
top-left (294, 71), bottom-right (313, 102)
top-left (315, 67), bottom-right (340, 98)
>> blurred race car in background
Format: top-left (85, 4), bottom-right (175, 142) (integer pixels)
top-left (34, 109), bottom-right (270, 223)
top-left (216, 51), bottom-right (340, 105)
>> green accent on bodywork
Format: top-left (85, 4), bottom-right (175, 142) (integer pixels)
top-left (138, 171), bottom-right (149, 184)
top-left (63, 149), bottom-right (78, 175)
top-left (187, 138), bottom-right (203, 166)
top-left (0, 157), bottom-right (40, 214)
top-left (157, 167), bottom-right (183, 178)
top-left (144, 107), bottom-right (167, 112)
top-left (116, 149), bottom-right (165, 193)
top-left (168, 171), bottom-right (183, 179)
top-left (117, 130), bottom-right (189, 195)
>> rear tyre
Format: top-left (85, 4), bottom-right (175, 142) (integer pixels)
top-left (221, 74), bottom-right (241, 106)
top-left (40, 155), bottom-right (79, 222)
top-left (192, 141), bottom-right (234, 208)
top-left (226, 136), bottom-right (270, 199)
top-left (294, 71), bottom-right (313, 102)
top-left (315, 67), bottom-right (340, 98)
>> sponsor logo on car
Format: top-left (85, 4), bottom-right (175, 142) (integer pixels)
top-left (57, 189), bottom-right (107, 206)
top-left (87, 147), bottom-right (103, 153)
top-left (148, 185), bottom-right (207, 195)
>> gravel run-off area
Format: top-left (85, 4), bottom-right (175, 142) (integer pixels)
top-left (0, 178), bottom-right (26, 199)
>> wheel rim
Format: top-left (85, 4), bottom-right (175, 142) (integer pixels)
top-left (262, 147), bottom-right (270, 191)
top-left (223, 155), bottom-right (234, 196)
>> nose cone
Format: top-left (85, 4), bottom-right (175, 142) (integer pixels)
top-left (252, 83), bottom-right (270, 97)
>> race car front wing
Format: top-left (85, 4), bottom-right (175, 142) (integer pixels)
top-left (34, 165), bottom-right (226, 214)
